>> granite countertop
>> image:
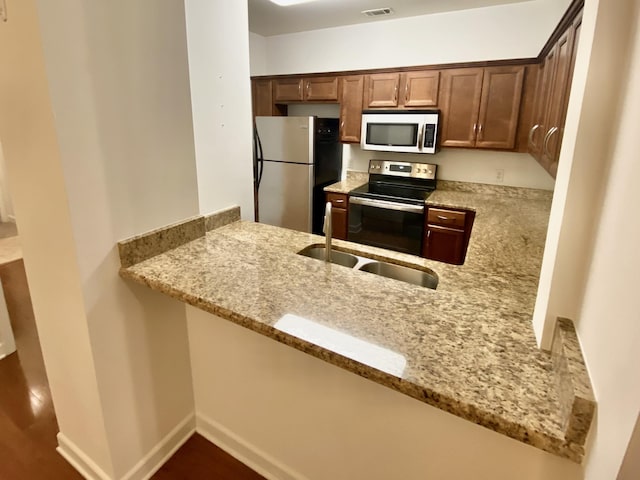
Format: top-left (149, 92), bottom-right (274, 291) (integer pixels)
top-left (324, 176), bottom-right (368, 194)
top-left (119, 186), bottom-right (591, 462)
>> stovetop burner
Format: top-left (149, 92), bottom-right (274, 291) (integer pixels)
top-left (350, 181), bottom-right (434, 204)
top-left (349, 160), bottom-right (437, 205)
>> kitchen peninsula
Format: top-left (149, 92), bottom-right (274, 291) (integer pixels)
top-left (118, 183), bottom-right (593, 469)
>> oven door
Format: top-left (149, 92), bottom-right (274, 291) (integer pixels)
top-left (348, 197), bottom-right (425, 255)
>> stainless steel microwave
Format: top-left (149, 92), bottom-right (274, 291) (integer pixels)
top-left (361, 109), bottom-right (440, 154)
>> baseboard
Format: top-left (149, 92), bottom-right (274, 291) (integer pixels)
top-left (121, 413), bottom-right (195, 480)
top-left (57, 413), bottom-right (196, 480)
top-left (57, 433), bottom-right (113, 480)
top-left (196, 412), bottom-right (309, 480)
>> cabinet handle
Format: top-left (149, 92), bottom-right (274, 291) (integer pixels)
top-left (334, 199), bottom-right (344, 204)
top-left (437, 215), bottom-right (451, 221)
top-left (306, 82), bottom-right (310, 96)
top-left (394, 84), bottom-right (398, 104)
top-left (543, 126), bottom-right (558, 158)
top-left (298, 82), bottom-right (302, 96)
top-left (528, 124), bottom-right (541, 146)
top-left (478, 124), bottom-right (483, 133)
top-left (473, 123), bottom-right (478, 133)
top-left (404, 82), bottom-right (409, 103)
top-left (341, 120), bottom-right (345, 129)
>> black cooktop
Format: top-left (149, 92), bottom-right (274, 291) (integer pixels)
top-left (350, 181), bottom-right (435, 205)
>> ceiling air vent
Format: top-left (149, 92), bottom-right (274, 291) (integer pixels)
top-left (361, 7), bottom-right (394, 17)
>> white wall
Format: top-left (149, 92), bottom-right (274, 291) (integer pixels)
top-left (250, 32), bottom-right (268, 77)
top-left (188, 308), bottom-right (582, 480)
top-left (574, 1), bottom-right (640, 477)
top-left (254, 0), bottom-right (571, 75)
top-left (1, 0), bottom-right (198, 478)
top-left (185, 0), bottom-right (255, 220)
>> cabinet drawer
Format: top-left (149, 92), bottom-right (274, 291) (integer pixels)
top-left (326, 192), bottom-right (348, 209)
top-left (427, 208), bottom-right (466, 229)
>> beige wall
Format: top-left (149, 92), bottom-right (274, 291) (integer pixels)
top-left (185, 0), bottom-right (256, 220)
top-left (0, 0), bottom-right (114, 475)
top-left (533, 0), bottom-right (638, 347)
top-left (575, 1), bottom-right (640, 476)
top-left (1, 0), bottom-right (199, 477)
top-left (34, 0), bottom-right (199, 476)
top-left (187, 308), bottom-right (582, 480)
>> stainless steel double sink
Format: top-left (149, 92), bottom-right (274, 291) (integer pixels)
top-left (298, 245), bottom-right (438, 290)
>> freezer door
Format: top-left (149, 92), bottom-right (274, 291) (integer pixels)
top-left (258, 161), bottom-right (314, 233)
top-left (255, 116), bottom-right (314, 164)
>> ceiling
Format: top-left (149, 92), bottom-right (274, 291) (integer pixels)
top-left (248, 0), bottom-right (530, 37)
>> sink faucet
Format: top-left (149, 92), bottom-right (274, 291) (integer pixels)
top-left (323, 202), bottom-right (332, 262)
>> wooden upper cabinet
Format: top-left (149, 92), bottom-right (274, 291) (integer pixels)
top-left (439, 68), bottom-right (484, 148)
top-left (548, 15), bottom-right (581, 177)
top-left (365, 73), bottom-right (401, 108)
top-left (529, 55), bottom-right (556, 159)
top-left (273, 78), bottom-right (304, 102)
top-left (476, 66), bottom-right (525, 149)
top-left (304, 77), bottom-right (339, 101)
top-left (252, 79), bottom-right (274, 117)
top-left (527, 6), bottom-right (582, 178)
top-left (439, 66), bottom-right (524, 149)
top-left (402, 71), bottom-right (440, 107)
top-left (365, 70), bottom-right (440, 109)
top-left (339, 75), bottom-right (365, 143)
top-left (273, 76), bottom-right (339, 103)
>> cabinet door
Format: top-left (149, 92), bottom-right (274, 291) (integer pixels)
top-left (402, 71), bottom-right (440, 107)
top-left (305, 77), bottom-right (339, 101)
top-left (339, 75), bottom-right (364, 143)
top-left (541, 28), bottom-right (575, 173)
top-left (273, 78), bottom-right (304, 102)
top-left (252, 79), bottom-right (274, 117)
top-left (476, 66), bottom-right (525, 150)
top-left (331, 208), bottom-right (348, 240)
top-left (439, 68), bottom-right (484, 148)
top-left (366, 73), bottom-right (401, 108)
top-left (326, 193), bottom-right (348, 240)
top-left (528, 56), bottom-right (556, 160)
top-left (548, 13), bottom-right (582, 177)
top-left (423, 225), bottom-right (465, 265)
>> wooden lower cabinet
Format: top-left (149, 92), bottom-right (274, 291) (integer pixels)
top-left (422, 207), bottom-right (475, 265)
top-left (326, 192), bottom-right (349, 240)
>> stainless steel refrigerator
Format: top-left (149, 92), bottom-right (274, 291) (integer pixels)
top-left (254, 116), bottom-right (342, 234)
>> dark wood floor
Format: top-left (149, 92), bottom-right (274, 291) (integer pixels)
top-left (0, 259), bottom-right (265, 480)
top-left (152, 434), bottom-right (265, 480)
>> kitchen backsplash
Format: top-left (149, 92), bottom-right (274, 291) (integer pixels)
top-left (343, 145), bottom-right (555, 191)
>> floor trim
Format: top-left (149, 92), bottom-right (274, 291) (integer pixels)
top-left (196, 412), bottom-right (309, 480)
top-left (57, 413), bottom-right (196, 480)
top-left (122, 413), bottom-right (196, 480)
top-left (57, 433), bottom-right (112, 480)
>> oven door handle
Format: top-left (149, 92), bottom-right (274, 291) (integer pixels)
top-left (349, 196), bottom-right (425, 214)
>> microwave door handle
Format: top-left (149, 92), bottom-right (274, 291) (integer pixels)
top-left (418, 124), bottom-right (425, 151)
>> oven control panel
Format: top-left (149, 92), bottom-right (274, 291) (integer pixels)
top-left (368, 160), bottom-right (436, 180)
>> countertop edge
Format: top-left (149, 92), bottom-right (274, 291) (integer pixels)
top-left (119, 264), bottom-right (583, 462)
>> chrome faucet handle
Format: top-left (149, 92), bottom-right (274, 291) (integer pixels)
top-left (324, 202), bottom-right (332, 262)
